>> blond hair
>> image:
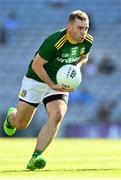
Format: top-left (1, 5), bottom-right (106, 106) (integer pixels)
top-left (68, 10), bottom-right (89, 23)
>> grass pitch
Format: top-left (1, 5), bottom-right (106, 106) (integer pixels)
top-left (0, 138), bottom-right (121, 180)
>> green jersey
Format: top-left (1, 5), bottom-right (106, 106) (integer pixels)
top-left (26, 28), bottom-right (93, 83)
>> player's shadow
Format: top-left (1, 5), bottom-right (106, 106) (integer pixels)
top-left (43, 168), bottom-right (121, 172)
top-left (1, 168), bottom-right (121, 173)
top-left (0, 170), bottom-right (27, 173)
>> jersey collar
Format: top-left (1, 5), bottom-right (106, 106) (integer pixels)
top-left (67, 30), bottom-right (78, 44)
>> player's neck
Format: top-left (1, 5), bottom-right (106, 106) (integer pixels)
top-left (67, 30), bottom-right (78, 44)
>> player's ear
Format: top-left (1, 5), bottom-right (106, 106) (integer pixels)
top-left (67, 22), bottom-right (72, 31)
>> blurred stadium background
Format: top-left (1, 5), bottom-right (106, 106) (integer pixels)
top-left (0, 0), bottom-right (121, 138)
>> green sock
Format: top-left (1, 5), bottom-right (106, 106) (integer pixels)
top-left (32, 150), bottom-right (42, 158)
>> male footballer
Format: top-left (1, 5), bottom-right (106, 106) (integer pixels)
top-left (4, 10), bottom-right (93, 170)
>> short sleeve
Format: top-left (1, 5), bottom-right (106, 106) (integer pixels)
top-left (83, 34), bottom-right (93, 55)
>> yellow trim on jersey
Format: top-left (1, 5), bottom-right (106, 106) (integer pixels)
top-left (86, 34), bottom-right (93, 41)
top-left (55, 36), bottom-right (67, 49)
top-left (55, 34), bottom-right (67, 47)
top-left (56, 37), bottom-right (67, 50)
top-left (85, 38), bottom-right (92, 44)
top-left (85, 34), bottom-right (93, 44)
top-left (85, 38), bottom-right (93, 44)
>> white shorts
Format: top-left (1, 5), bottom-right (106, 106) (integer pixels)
top-left (18, 76), bottom-right (69, 107)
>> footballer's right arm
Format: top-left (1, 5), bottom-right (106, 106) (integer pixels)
top-left (32, 53), bottom-right (72, 92)
top-left (32, 53), bottom-right (55, 87)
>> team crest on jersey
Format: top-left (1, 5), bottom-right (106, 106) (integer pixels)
top-left (80, 47), bottom-right (85, 55)
top-left (19, 90), bottom-right (27, 97)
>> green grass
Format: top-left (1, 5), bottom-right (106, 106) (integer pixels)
top-left (0, 138), bottom-right (121, 179)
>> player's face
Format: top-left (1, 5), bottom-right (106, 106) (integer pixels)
top-left (68, 18), bottom-right (89, 43)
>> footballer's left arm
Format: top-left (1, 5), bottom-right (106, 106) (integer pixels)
top-left (75, 54), bottom-right (89, 69)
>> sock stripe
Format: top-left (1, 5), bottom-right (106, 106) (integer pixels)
top-left (32, 150), bottom-right (42, 158)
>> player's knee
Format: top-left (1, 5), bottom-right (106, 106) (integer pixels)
top-left (51, 110), bottom-right (66, 124)
top-left (14, 119), bottom-right (28, 130)
top-left (16, 123), bottom-right (28, 130)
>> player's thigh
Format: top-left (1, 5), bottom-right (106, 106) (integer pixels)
top-left (16, 100), bottom-right (37, 125)
top-left (46, 100), bottom-right (67, 121)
